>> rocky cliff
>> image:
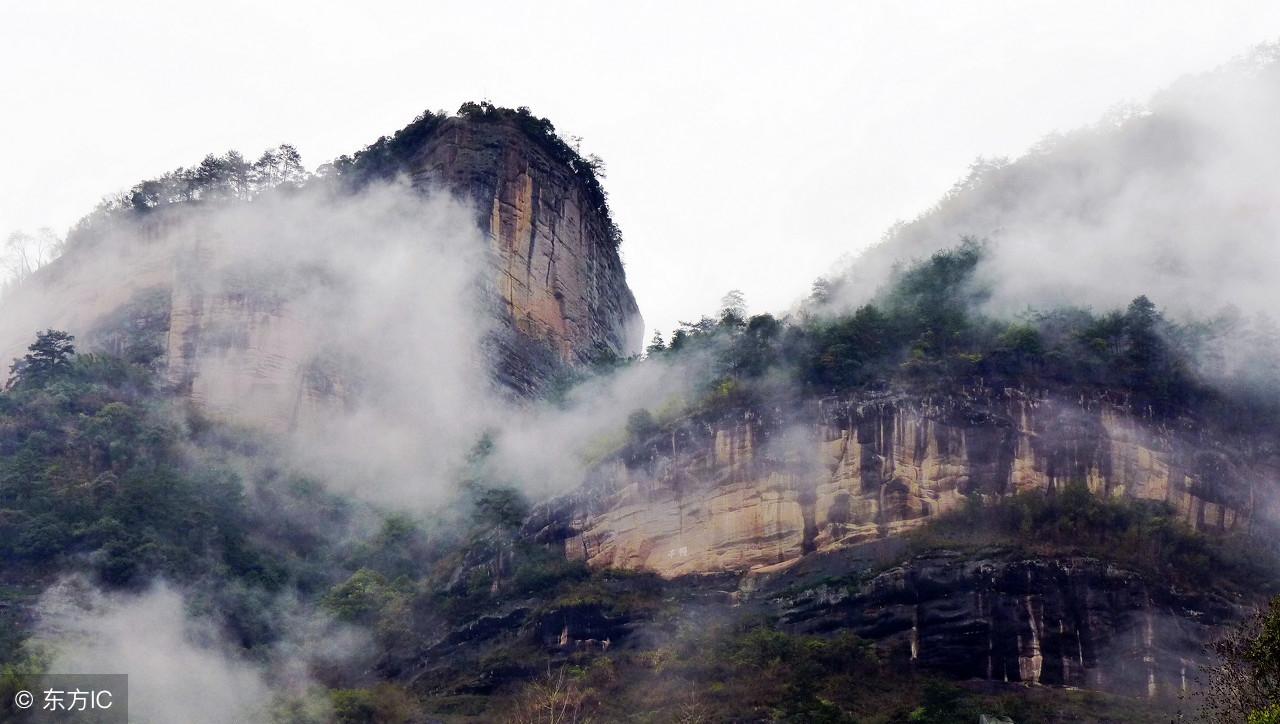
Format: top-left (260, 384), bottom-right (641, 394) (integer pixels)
top-left (541, 388), bottom-right (1268, 578)
top-left (0, 110), bottom-right (643, 418)
top-left (513, 387), bottom-right (1272, 700)
top-left (409, 115), bottom-right (643, 394)
top-left (773, 548), bottom-right (1239, 700)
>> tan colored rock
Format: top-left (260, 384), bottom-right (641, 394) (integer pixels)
top-left (0, 114), bottom-right (642, 421)
top-left (558, 392), bottom-right (1266, 578)
top-left (412, 117), bottom-right (643, 393)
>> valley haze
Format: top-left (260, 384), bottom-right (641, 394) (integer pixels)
top-left (3, 8), bottom-right (1280, 724)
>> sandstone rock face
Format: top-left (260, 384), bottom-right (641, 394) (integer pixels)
top-left (0, 114), bottom-right (642, 415)
top-left (161, 244), bottom-right (329, 429)
top-left (410, 117), bottom-right (643, 395)
top-left (526, 392), bottom-right (1269, 699)
top-left (549, 390), bottom-right (1267, 578)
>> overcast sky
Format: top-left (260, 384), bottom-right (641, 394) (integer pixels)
top-left (3, 1), bottom-right (1279, 339)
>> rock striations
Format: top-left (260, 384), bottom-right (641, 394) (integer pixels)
top-left (0, 110), bottom-right (643, 418)
top-left (410, 116), bottom-right (643, 394)
top-left (542, 388), bottom-right (1266, 578)
top-left (523, 387), bottom-right (1269, 699)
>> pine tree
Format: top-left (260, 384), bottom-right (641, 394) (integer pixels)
top-left (645, 330), bottom-right (666, 356)
top-left (7, 329), bottom-right (75, 390)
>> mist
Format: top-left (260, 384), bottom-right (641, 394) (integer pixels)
top-left (824, 45), bottom-right (1280, 329)
top-left (36, 577), bottom-right (275, 723)
top-left (11, 45), bottom-right (1279, 520)
top-left (6, 35), bottom-right (1280, 723)
top-left (0, 176), bottom-right (680, 513)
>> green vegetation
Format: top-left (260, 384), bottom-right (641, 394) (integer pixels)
top-left (1202, 596), bottom-right (1280, 722)
top-left (489, 618), bottom-right (1170, 723)
top-left (0, 331), bottom-right (379, 663)
top-left (907, 484), bottom-right (1279, 590)
top-left (67, 145), bottom-right (309, 247)
top-left (5, 243), bottom-right (1272, 721)
top-left (648, 240), bottom-right (1277, 429)
top-left (0, 306), bottom-right (1258, 722)
top-left (328, 684), bottom-right (420, 724)
top-left (0, 328), bottom-right (627, 719)
top-left (325, 109), bottom-right (445, 188)
top-left (0, 331), bottom-right (258, 588)
top-left (5, 328), bottom-right (76, 390)
top-left (65, 101), bottom-right (622, 254)
top-left (455, 101), bottom-right (620, 249)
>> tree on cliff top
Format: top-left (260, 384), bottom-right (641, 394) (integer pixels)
top-left (720, 289), bottom-right (747, 327)
top-left (645, 330), bottom-right (666, 356)
top-left (6, 329), bottom-right (75, 390)
top-left (456, 102), bottom-right (621, 249)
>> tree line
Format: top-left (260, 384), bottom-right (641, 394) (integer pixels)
top-left (644, 239), bottom-right (1280, 428)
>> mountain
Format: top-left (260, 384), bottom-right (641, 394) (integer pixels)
top-left (405, 106), bottom-right (643, 393)
top-left (546, 389), bottom-right (1257, 578)
top-left (524, 385), bottom-right (1262, 699)
top-left (0, 103), bottom-right (643, 423)
top-left (3, 85), bottom-right (1280, 723)
top-left (820, 45), bottom-right (1280, 324)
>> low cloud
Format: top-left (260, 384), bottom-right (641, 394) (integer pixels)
top-left (825, 46), bottom-right (1280, 326)
top-left (36, 576), bottom-right (277, 724)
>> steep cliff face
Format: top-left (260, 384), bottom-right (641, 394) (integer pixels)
top-left (775, 550), bottom-right (1238, 700)
top-left (547, 389), bottom-right (1266, 578)
top-left (0, 112), bottom-right (642, 418)
top-left (516, 388), bottom-right (1269, 700)
top-left (409, 117), bottom-right (642, 394)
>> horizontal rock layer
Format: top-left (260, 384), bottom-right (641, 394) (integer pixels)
top-left (776, 549), bottom-right (1239, 699)
top-left (545, 390), bottom-right (1268, 578)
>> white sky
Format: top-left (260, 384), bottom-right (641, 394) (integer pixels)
top-left (3, 1), bottom-right (1279, 340)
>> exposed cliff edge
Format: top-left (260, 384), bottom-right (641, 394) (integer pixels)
top-left (409, 114), bottom-right (643, 393)
top-left (503, 386), bottom-right (1272, 700)
top-left (4, 99), bottom-right (1275, 715)
top-left (537, 388), bottom-right (1268, 578)
top-left (0, 107), bottom-right (643, 418)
